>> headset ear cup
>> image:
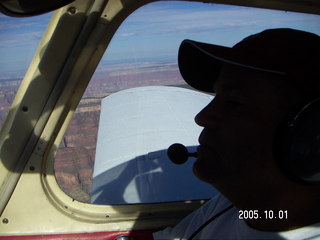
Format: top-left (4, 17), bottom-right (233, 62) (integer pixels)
top-left (274, 111), bottom-right (299, 183)
top-left (284, 98), bottom-right (320, 184)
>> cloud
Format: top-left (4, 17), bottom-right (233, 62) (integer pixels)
top-left (0, 13), bottom-right (51, 49)
top-left (0, 2), bottom-right (319, 67)
top-left (0, 12), bottom-right (51, 30)
top-left (106, 1), bottom-right (320, 62)
top-left (115, 2), bottom-right (320, 38)
top-left (0, 30), bottom-right (45, 49)
top-left (117, 32), bottom-right (136, 37)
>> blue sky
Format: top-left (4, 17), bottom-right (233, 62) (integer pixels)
top-left (104, 2), bottom-right (320, 61)
top-left (0, 12), bottom-right (52, 78)
top-left (0, 1), bottom-right (320, 77)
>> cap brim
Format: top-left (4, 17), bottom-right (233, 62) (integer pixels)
top-left (178, 40), bottom-right (230, 93)
top-left (178, 39), bottom-right (286, 93)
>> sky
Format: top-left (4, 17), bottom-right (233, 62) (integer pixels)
top-left (105, 2), bottom-right (320, 62)
top-left (0, 12), bottom-right (52, 78)
top-left (0, 1), bottom-right (320, 77)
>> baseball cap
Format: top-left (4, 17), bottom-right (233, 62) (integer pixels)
top-left (178, 28), bottom-right (320, 97)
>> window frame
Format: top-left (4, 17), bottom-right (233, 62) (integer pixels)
top-left (0, 0), bottom-right (319, 235)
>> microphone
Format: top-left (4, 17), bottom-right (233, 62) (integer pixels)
top-left (167, 143), bottom-right (198, 165)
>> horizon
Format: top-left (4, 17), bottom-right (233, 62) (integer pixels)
top-left (0, 1), bottom-right (320, 79)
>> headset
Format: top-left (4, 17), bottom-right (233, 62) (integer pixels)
top-left (278, 97), bottom-right (320, 184)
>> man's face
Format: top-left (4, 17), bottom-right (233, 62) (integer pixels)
top-left (194, 65), bottom-right (287, 189)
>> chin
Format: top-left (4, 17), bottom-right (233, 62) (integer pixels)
top-left (193, 156), bottom-right (233, 188)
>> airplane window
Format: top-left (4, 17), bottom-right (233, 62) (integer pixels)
top-left (54, 1), bottom-right (320, 204)
top-left (0, 13), bottom-right (52, 129)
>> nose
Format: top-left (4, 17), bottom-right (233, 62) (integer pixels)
top-left (195, 98), bottom-right (220, 128)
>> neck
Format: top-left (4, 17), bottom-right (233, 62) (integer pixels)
top-left (216, 181), bottom-right (320, 231)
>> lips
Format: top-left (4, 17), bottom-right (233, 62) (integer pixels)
top-left (194, 141), bottom-right (220, 181)
top-left (198, 130), bottom-right (214, 149)
top-left (197, 129), bottom-right (220, 159)
top-left (196, 145), bottom-right (204, 160)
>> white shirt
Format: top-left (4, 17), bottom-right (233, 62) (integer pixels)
top-left (153, 194), bottom-right (320, 240)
